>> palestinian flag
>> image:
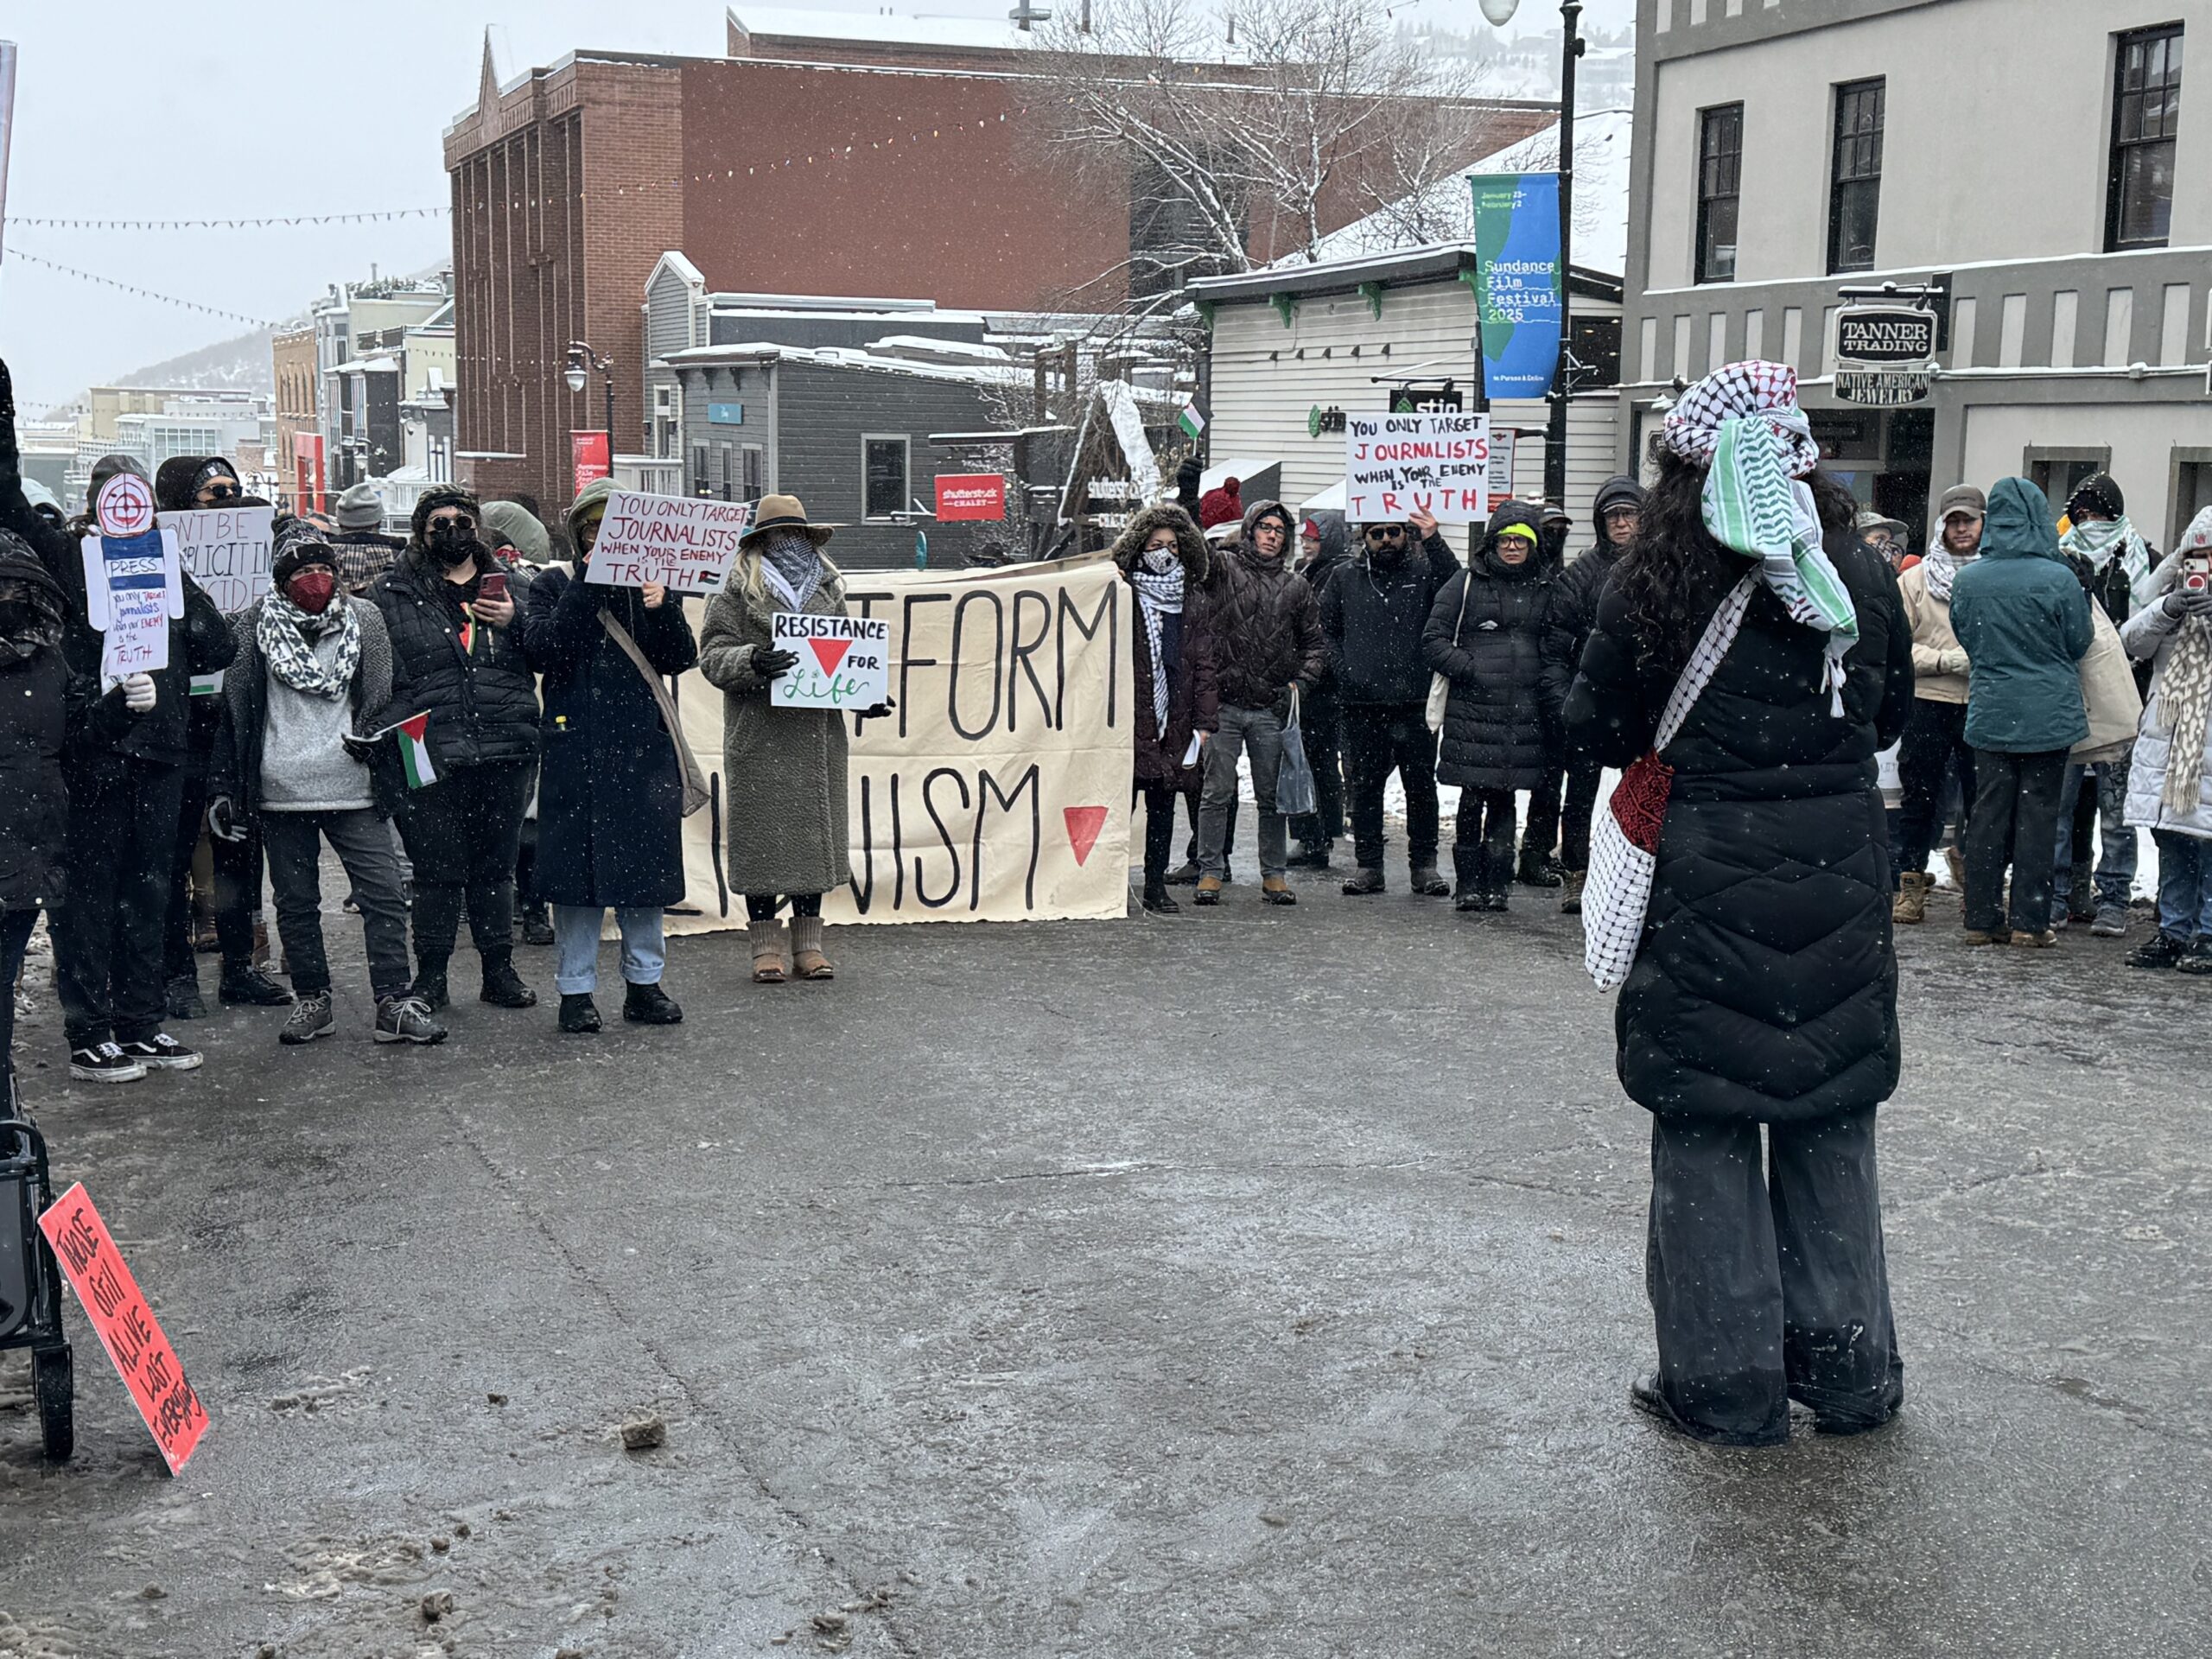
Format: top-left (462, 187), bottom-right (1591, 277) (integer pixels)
top-left (378, 712), bottom-right (438, 789)
top-left (1177, 400), bottom-right (1205, 440)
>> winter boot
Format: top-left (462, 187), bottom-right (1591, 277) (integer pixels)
top-left (1261, 875), bottom-right (1297, 906)
top-left (750, 919), bottom-right (791, 983)
top-left (1193, 874), bottom-right (1224, 906)
top-left (1342, 867), bottom-right (1385, 896)
top-left (623, 981), bottom-right (684, 1023)
top-left (791, 915), bottom-right (835, 981)
top-left (1141, 878), bottom-right (1180, 914)
top-left (1452, 847), bottom-right (1484, 912)
top-left (1289, 838), bottom-right (1333, 870)
top-left (1560, 869), bottom-right (1587, 915)
top-left (1892, 870), bottom-right (1932, 925)
top-left (1409, 862), bottom-right (1452, 898)
top-left (2128, 932), bottom-right (2189, 970)
top-left (1164, 859), bottom-right (1201, 887)
top-left (1516, 846), bottom-right (1563, 887)
top-left (165, 972), bottom-right (207, 1020)
top-left (410, 959), bottom-right (451, 1012)
top-left (519, 902), bottom-right (556, 947)
top-left (556, 993), bottom-right (602, 1034)
top-left (219, 961), bottom-right (293, 1007)
top-left (479, 956), bottom-right (538, 1008)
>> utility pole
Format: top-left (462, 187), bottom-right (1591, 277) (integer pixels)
top-left (1544, 2), bottom-right (1584, 512)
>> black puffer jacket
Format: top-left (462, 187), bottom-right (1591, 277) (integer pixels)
top-left (0, 535), bottom-right (75, 911)
top-left (370, 549), bottom-right (540, 775)
top-left (1423, 502), bottom-right (1556, 789)
top-left (1320, 530), bottom-right (1459, 706)
top-left (1563, 527), bottom-right (1914, 1124)
top-left (1541, 475), bottom-right (1646, 724)
top-left (1204, 499), bottom-right (1325, 710)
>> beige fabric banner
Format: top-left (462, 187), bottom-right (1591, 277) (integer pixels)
top-left (666, 553), bottom-right (1134, 931)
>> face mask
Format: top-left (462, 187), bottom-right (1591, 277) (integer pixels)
top-left (1141, 545), bottom-right (1177, 574)
top-left (0, 601), bottom-right (37, 638)
top-left (287, 570), bottom-right (337, 614)
top-left (427, 519), bottom-right (480, 567)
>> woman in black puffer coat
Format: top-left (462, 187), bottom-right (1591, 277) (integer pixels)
top-left (0, 532), bottom-right (79, 1105)
top-left (1423, 499), bottom-right (1557, 910)
top-left (1563, 363), bottom-right (1914, 1449)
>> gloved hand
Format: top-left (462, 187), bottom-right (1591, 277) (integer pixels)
top-left (2163, 587), bottom-right (2212, 620)
top-left (340, 733), bottom-right (378, 765)
top-left (754, 646), bottom-right (801, 678)
top-left (858, 696), bottom-right (897, 720)
top-left (1937, 648), bottom-right (1970, 676)
top-left (121, 673), bottom-right (157, 713)
top-left (207, 796), bottom-right (248, 843)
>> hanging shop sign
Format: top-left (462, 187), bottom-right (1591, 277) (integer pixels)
top-left (1834, 304), bottom-right (1940, 405)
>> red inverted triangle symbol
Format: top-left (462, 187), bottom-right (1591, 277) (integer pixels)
top-left (1063, 805), bottom-right (1108, 867)
top-left (807, 637), bottom-right (852, 675)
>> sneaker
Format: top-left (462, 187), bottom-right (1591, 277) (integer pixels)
top-left (2177, 940), bottom-right (2212, 976)
top-left (375, 995), bottom-right (448, 1046)
top-left (165, 973), bottom-right (207, 1020)
top-left (280, 992), bottom-right (334, 1046)
top-left (623, 982), bottom-right (683, 1026)
top-left (69, 1042), bottom-right (146, 1084)
top-left (479, 963), bottom-right (538, 1009)
top-left (558, 992), bottom-right (602, 1035)
top-left (2010, 929), bottom-right (2060, 949)
top-left (2127, 933), bottom-right (2189, 970)
top-left (117, 1034), bottom-right (202, 1071)
top-left (2089, 903), bottom-right (2129, 938)
top-left (219, 963), bottom-right (294, 1007)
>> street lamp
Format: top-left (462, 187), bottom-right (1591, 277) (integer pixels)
top-left (1478, 0), bottom-right (1584, 512)
top-left (565, 340), bottom-right (616, 491)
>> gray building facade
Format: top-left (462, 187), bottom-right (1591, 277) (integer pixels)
top-left (1621, 0), bottom-right (2212, 545)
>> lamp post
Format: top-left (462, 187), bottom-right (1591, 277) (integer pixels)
top-left (1479, 0), bottom-right (1583, 511)
top-left (564, 340), bottom-right (615, 491)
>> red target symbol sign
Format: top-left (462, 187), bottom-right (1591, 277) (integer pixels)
top-left (95, 473), bottom-right (155, 540)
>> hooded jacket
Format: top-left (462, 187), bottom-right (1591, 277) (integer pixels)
top-left (1203, 499), bottom-right (1326, 710)
top-left (1541, 475), bottom-right (1644, 724)
top-left (1110, 504), bottom-right (1218, 786)
top-left (1320, 524), bottom-right (1460, 706)
top-left (1423, 499), bottom-right (1557, 788)
top-left (0, 532), bottom-right (75, 909)
top-left (1949, 477), bottom-right (2094, 753)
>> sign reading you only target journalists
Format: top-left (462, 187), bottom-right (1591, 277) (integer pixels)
top-left (586, 490), bottom-right (753, 592)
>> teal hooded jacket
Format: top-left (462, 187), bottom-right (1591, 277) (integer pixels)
top-left (1949, 476), bottom-right (2094, 753)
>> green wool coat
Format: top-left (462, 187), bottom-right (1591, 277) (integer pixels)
top-left (696, 569), bottom-right (853, 897)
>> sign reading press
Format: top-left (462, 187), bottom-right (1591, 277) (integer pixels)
top-left (1468, 172), bottom-right (1564, 402)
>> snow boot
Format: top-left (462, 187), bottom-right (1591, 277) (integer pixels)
top-left (1892, 870), bottom-right (1932, 925)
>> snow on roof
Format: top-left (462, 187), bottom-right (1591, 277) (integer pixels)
top-left (728, 5), bottom-right (1037, 54)
top-left (866, 335), bottom-right (1013, 360)
top-left (663, 340), bottom-right (1028, 390)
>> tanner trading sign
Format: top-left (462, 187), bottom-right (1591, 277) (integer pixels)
top-left (1834, 304), bottom-right (1939, 405)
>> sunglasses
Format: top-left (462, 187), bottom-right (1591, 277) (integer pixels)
top-left (1365, 526), bottom-right (1407, 540)
top-left (200, 483), bottom-right (242, 504)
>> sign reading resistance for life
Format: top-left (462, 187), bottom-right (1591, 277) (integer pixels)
top-left (769, 613), bottom-right (892, 711)
top-left (1345, 412), bottom-right (1493, 524)
top-left (587, 492), bottom-right (753, 593)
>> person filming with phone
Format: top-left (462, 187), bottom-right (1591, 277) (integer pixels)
top-left (2120, 508), bottom-right (2212, 974)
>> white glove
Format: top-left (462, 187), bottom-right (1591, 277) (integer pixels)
top-left (1938, 649), bottom-right (1970, 676)
top-left (121, 673), bottom-right (157, 713)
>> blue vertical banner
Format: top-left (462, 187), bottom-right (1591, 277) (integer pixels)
top-left (1468, 172), bottom-right (1564, 402)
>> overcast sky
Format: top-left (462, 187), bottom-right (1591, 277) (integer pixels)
top-left (0, 0), bottom-right (1634, 416)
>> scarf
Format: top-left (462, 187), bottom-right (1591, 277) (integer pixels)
top-left (1129, 559), bottom-right (1185, 734)
top-left (1664, 362), bottom-right (1858, 713)
top-left (257, 591), bottom-right (360, 700)
top-left (2155, 509), bottom-right (2212, 816)
top-left (2061, 515), bottom-right (2156, 606)
top-left (1917, 536), bottom-right (1976, 604)
top-left (758, 529), bottom-right (824, 611)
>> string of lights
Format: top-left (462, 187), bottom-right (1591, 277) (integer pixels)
top-left (4, 207), bottom-right (448, 231)
top-left (5, 250), bottom-right (282, 329)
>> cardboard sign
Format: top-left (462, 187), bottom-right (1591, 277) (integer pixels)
top-left (935, 474), bottom-right (1007, 522)
top-left (572, 430), bottom-right (610, 494)
top-left (769, 613), bottom-right (891, 711)
top-left (161, 505), bottom-right (275, 614)
top-left (588, 492), bottom-right (753, 593)
top-left (38, 1183), bottom-right (209, 1474)
top-left (1345, 412), bottom-right (1492, 524)
top-left (82, 474), bottom-right (182, 688)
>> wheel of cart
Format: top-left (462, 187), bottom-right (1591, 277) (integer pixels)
top-left (2, 1112), bottom-right (73, 1461)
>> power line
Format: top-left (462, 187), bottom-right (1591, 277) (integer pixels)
top-left (5, 249), bottom-right (282, 330)
top-left (4, 207), bottom-right (448, 231)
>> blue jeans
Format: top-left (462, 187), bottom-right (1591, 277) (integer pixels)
top-left (552, 905), bottom-right (665, 995)
top-left (2152, 830), bottom-right (2212, 943)
top-left (2052, 757), bottom-right (2137, 912)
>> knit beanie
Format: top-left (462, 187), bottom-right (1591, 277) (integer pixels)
top-left (2066, 473), bottom-right (2125, 522)
top-left (270, 523), bottom-right (338, 588)
top-left (334, 481), bottom-right (385, 531)
top-left (1198, 477), bottom-right (1243, 530)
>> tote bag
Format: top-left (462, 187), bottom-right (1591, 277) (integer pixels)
top-left (1582, 572), bottom-right (1759, 990)
top-left (1427, 573), bottom-right (1473, 734)
top-left (1274, 685), bottom-right (1319, 819)
top-left (2071, 601), bottom-right (2144, 766)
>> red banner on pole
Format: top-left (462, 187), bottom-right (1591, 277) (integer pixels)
top-left (572, 430), bottom-right (611, 495)
top-left (38, 1183), bottom-right (209, 1474)
top-left (293, 432), bottom-right (326, 516)
top-left (934, 474), bottom-right (1007, 522)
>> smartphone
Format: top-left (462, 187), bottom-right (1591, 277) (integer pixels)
top-left (478, 570), bottom-right (510, 602)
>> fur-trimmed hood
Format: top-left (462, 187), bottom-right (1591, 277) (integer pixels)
top-left (1109, 504), bottom-right (1209, 583)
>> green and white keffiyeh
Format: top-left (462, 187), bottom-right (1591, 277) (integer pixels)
top-left (2061, 514), bottom-right (2157, 607)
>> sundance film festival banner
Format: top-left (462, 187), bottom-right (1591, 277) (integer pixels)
top-left (668, 554), bottom-right (1134, 931)
top-left (1468, 171), bottom-right (1563, 401)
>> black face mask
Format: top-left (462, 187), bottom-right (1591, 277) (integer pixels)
top-left (426, 520), bottom-right (481, 568)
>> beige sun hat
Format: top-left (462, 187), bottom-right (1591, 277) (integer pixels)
top-left (739, 493), bottom-right (837, 548)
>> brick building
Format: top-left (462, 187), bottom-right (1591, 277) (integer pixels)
top-left (443, 14), bottom-right (1554, 514)
top-left (270, 323), bottom-right (320, 507)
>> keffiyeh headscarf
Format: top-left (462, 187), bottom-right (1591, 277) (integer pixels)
top-left (1918, 531), bottom-right (1976, 604)
top-left (1661, 360), bottom-right (1859, 713)
top-left (757, 528), bottom-right (825, 611)
top-left (257, 585), bottom-right (361, 700)
top-left (2061, 513), bottom-right (2156, 607)
top-left (2154, 508), bottom-right (2212, 817)
top-left (1130, 549), bottom-right (1185, 734)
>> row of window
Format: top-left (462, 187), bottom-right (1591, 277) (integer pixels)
top-left (684, 435), bottom-right (914, 520)
top-left (1695, 23), bottom-right (2183, 284)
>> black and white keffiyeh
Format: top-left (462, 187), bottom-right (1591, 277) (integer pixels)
top-left (758, 529), bottom-right (825, 611)
top-left (1130, 559), bottom-right (1185, 734)
top-left (256, 591), bottom-right (360, 700)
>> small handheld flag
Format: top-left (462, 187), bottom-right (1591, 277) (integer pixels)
top-left (371, 711), bottom-right (439, 789)
top-left (1177, 400), bottom-right (1205, 441)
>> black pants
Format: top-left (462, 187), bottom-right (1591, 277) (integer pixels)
top-left (1135, 780), bottom-right (1178, 885)
top-left (1964, 747), bottom-right (2070, 934)
top-left (745, 893), bottom-right (822, 920)
top-left (1522, 761), bottom-right (1565, 867)
top-left (1452, 785), bottom-right (1520, 883)
top-left (1558, 753), bottom-right (1605, 873)
top-left (263, 809), bottom-right (415, 1001)
top-left (516, 816), bottom-right (541, 913)
top-left (54, 760), bottom-right (184, 1049)
top-left (1289, 683), bottom-right (1344, 847)
top-left (1343, 702), bottom-right (1439, 869)
top-left (1895, 700), bottom-right (1975, 875)
top-left (397, 759), bottom-right (534, 977)
top-left (2, 907), bottom-right (36, 1096)
top-left (1647, 1109), bottom-right (1904, 1446)
top-left (166, 771), bottom-right (261, 979)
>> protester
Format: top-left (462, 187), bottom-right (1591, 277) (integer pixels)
top-left (2052, 473), bottom-right (2153, 935)
top-left (1198, 476), bottom-right (1243, 535)
top-left (1890, 487), bottom-right (1982, 925)
top-left (2121, 510), bottom-right (2212, 972)
top-left (1564, 361), bottom-right (1911, 1447)
top-left (1950, 478), bottom-right (2094, 948)
top-left (1193, 498), bottom-right (1326, 906)
top-left (481, 499), bottom-right (556, 948)
top-left (1516, 505), bottom-right (1575, 890)
top-left (1427, 499), bottom-right (1559, 912)
top-left (1288, 509), bottom-right (1351, 868)
top-left (329, 482), bottom-right (404, 594)
top-left (699, 493), bottom-right (877, 981)
top-left (370, 486), bottom-right (540, 1012)
top-left (1326, 511), bottom-right (1458, 897)
top-left (207, 524), bottom-right (441, 1045)
top-left (1854, 507), bottom-right (1908, 570)
top-left (20, 477), bottom-right (65, 534)
top-left (1111, 505), bottom-right (1217, 914)
top-left (1541, 474), bottom-right (1644, 913)
top-left (519, 480), bottom-right (697, 1032)
top-left (0, 531), bottom-right (70, 1106)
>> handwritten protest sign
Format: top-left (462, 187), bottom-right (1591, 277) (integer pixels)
top-left (587, 492), bottom-right (752, 593)
top-left (38, 1183), bottom-right (208, 1474)
top-left (1345, 412), bottom-right (1492, 524)
top-left (769, 613), bottom-right (891, 712)
top-left (161, 505), bottom-right (274, 613)
top-left (80, 473), bottom-right (180, 687)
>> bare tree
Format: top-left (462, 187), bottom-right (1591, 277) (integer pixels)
top-left (1026, 0), bottom-right (1509, 311)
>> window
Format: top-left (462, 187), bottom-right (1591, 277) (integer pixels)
top-left (1827, 79), bottom-right (1885, 273)
top-left (2024, 447), bottom-right (2112, 510)
top-left (690, 444), bottom-right (709, 499)
top-left (2108, 24), bottom-right (2183, 250)
top-left (1695, 103), bottom-right (1743, 283)
top-left (741, 445), bottom-right (765, 505)
top-left (862, 435), bottom-right (911, 521)
top-left (2171, 449), bottom-right (2212, 549)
